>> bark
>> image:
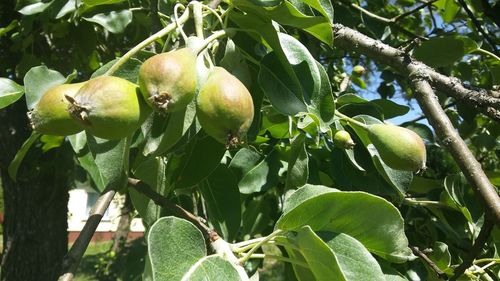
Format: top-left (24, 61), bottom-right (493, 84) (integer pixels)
top-left (0, 1), bottom-right (72, 280)
top-left (0, 102), bottom-right (72, 281)
top-left (111, 193), bottom-right (133, 254)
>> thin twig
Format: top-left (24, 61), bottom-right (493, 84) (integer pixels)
top-left (58, 189), bottom-right (117, 281)
top-left (455, 0), bottom-right (499, 55)
top-left (450, 218), bottom-right (495, 281)
top-left (127, 178), bottom-right (219, 242)
top-left (392, 0), bottom-right (438, 22)
top-left (411, 246), bottom-right (448, 280)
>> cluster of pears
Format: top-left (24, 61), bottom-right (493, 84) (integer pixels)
top-left (29, 48), bottom-right (254, 147)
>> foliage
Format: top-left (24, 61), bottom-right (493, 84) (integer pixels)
top-left (1, 0), bottom-right (499, 280)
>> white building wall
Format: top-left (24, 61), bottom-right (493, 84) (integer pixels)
top-left (68, 189), bottom-right (145, 232)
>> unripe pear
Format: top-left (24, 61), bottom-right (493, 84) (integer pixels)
top-left (66, 76), bottom-right (151, 140)
top-left (367, 124), bottom-right (426, 172)
top-left (352, 65), bottom-right (366, 76)
top-left (333, 130), bottom-right (355, 149)
top-left (196, 67), bottom-right (254, 147)
top-left (138, 48), bottom-right (197, 113)
top-left (29, 82), bottom-right (86, 136)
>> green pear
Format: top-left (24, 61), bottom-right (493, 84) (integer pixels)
top-left (368, 124), bottom-right (426, 172)
top-left (138, 48), bottom-right (197, 113)
top-left (66, 76), bottom-right (151, 140)
top-left (196, 67), bottom-right (254, 147)
top-left (29, 82), bottom-right (85, 136)
top-left (333, 130), bottom-right (355, 149)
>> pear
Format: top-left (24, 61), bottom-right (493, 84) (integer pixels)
top-left (368, 124), bottom-right (426, 172)
top-left (29, 82), bottom-right (85, 136)
top-left (66, 76), bottom-right (151, 140)
top-left (138, 48), bottom-right (197, 113)
top-left (333, 130), bottom-right (355, 149)
top-left (196, 67), bottom-right (254, 147)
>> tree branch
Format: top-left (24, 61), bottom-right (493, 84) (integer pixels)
top-left (332, 24), bottom-right (500, 121)
top-left (411, 246), bottom-right (448, 280)
top-left (332, 24), bottom-right (500, 226)
top-left (392, 0), bottom-right (438, 22)
top-left (450, 218), bottom-right (495, 281)
top-left (58, 189), bottom-right (117, 281)
top-left (456, 0), bottom-right (498, 55)
top-left (480, 0), bottom-right (500, 27)
top-left (127, 178), bottom-right (219, 242)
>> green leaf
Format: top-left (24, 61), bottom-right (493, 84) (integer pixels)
top-left (23, 66), bottom-right (66, 110)
top-left (247, 0), bottom-right (283, 7)
top-left (40, 135), bottom-right (64, 152)
top-left (0, 78), bottom-right (24, 109)
top-left (200, 166), bottom-right (241, 241)
top-left (17, 0), bottom-right (53, 15)
top-left (434, 0), bottom-right (460, 22)
top-left (301, 0), bottom-right (334, 23)
top-left (181, 255), bottom-right (242, 280)
top-left (148, 217), bottom-right (206, 281)
top-left (91, 57), bottom-right (142, 82)
top-left (8, 132), bottom-right (41, 181)
top-left (241, 194), bottom-right (276, 236)
top-left (286, 134), bottom-right (309, 189)
top-left (276, 185), bottom-right (413, 262)
top-left (83, 0), bottom-right (125, 7)
top-left (371, 99), bottom-right (410, 119)
top-left (267, 2), bottom-right (333, 45)
top-left (0, 20), bottom-right (19, 37)
top-left (413, 36), bottom-right (479, 67)
top-left (309, 62), bottom-right (335, 130)
top-left (237, 150), bottom-right (281, 194)
top-left (143, 101), bottom-right (197, 156)
top-left (259, 53), bottom-right (307, 115)
top-left (168, 134), bottom-right (226, 189)
top-left (318, 232), bottom-right (386, 281)
top-left (220, 39), bottom-right (252, 88)
top-left (83, 10), bottom-right (133, 34)
top-left (427, 241), bottom-right (451, 271)
top-left (336, 94), bottom-right (369, 106)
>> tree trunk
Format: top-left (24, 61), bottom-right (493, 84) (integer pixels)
top-left (0, 2), bottom-right (72, 277)
top-left (111, 193), bottom-right (133, 254)
top-left (0, 100), bottom-right (72, 281)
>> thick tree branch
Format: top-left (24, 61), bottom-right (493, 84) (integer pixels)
top-left (408, 71), bottom-right (500, 226)
top-left (332, 24), bottom-right (500, 226)
top-left (411, 246), bottom-right (448, 280)
top-left (127, 178), bottom-right (219, 242)
top-left (450, 218), bottom-right (495, 281)
top-left (58, 189), bottom-right (117, 281)
top-left (333, 24), bottom-right (500, 121)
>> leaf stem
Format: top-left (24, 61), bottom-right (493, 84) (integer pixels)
top-left (104, 7), bottom-right (190, 76)
top-left (238, 229), bottom-right (284, 264)
top-left (472, 48), bottom-right (500, 61)
top-left (193, 29), bottom-right (229, 55)
top-left (334, 111), bottom-right (370, 129)
top-left (247, 254), bottom-right (309, 268)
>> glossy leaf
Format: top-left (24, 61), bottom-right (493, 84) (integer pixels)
top-left (91, 57), bottom-right (142, 82)
top-left (286, 134), bottom-right (309, 189)
top-left (237, 150), bottom-right (281, 194)
top-left (84, 10), bottom-right (133, 34)
top-left (0, 78), bottom-right (24, 109)
top-left (276, 185), bottom-right (413, 262)
top-left (23, 66), bottom-right (66, 110)
top-left (413, 36), bottom-right (479, 67)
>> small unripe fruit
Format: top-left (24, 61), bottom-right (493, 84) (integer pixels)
top-left (368, 124), bottom-right (426, 172)
top-left (138, 48), bottom-right (197, 113)
top-left (66, 76), bottom-right (151, 140)
top-left (196, 67), bottom-right (254, 147)
top-left (333, 130), bottom-right (355, 149)
top-left (29, 83), bottom-right (85, 136)
top-left (352, 65), bottom-right (366, 76)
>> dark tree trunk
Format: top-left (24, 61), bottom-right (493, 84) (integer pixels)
top-left (0, 1), bottom-right (72, 280)
top-left (0, 102), bottom-right (72, 281)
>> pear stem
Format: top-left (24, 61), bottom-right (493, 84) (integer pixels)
top-left (192, 1), bottom-right (204, 39)
top-left (193, 29), bottom-right (229, 55)
top-left (104, 7), bottom-right (191, 76)
top-left (334, 111), bottom-right (370, 129)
